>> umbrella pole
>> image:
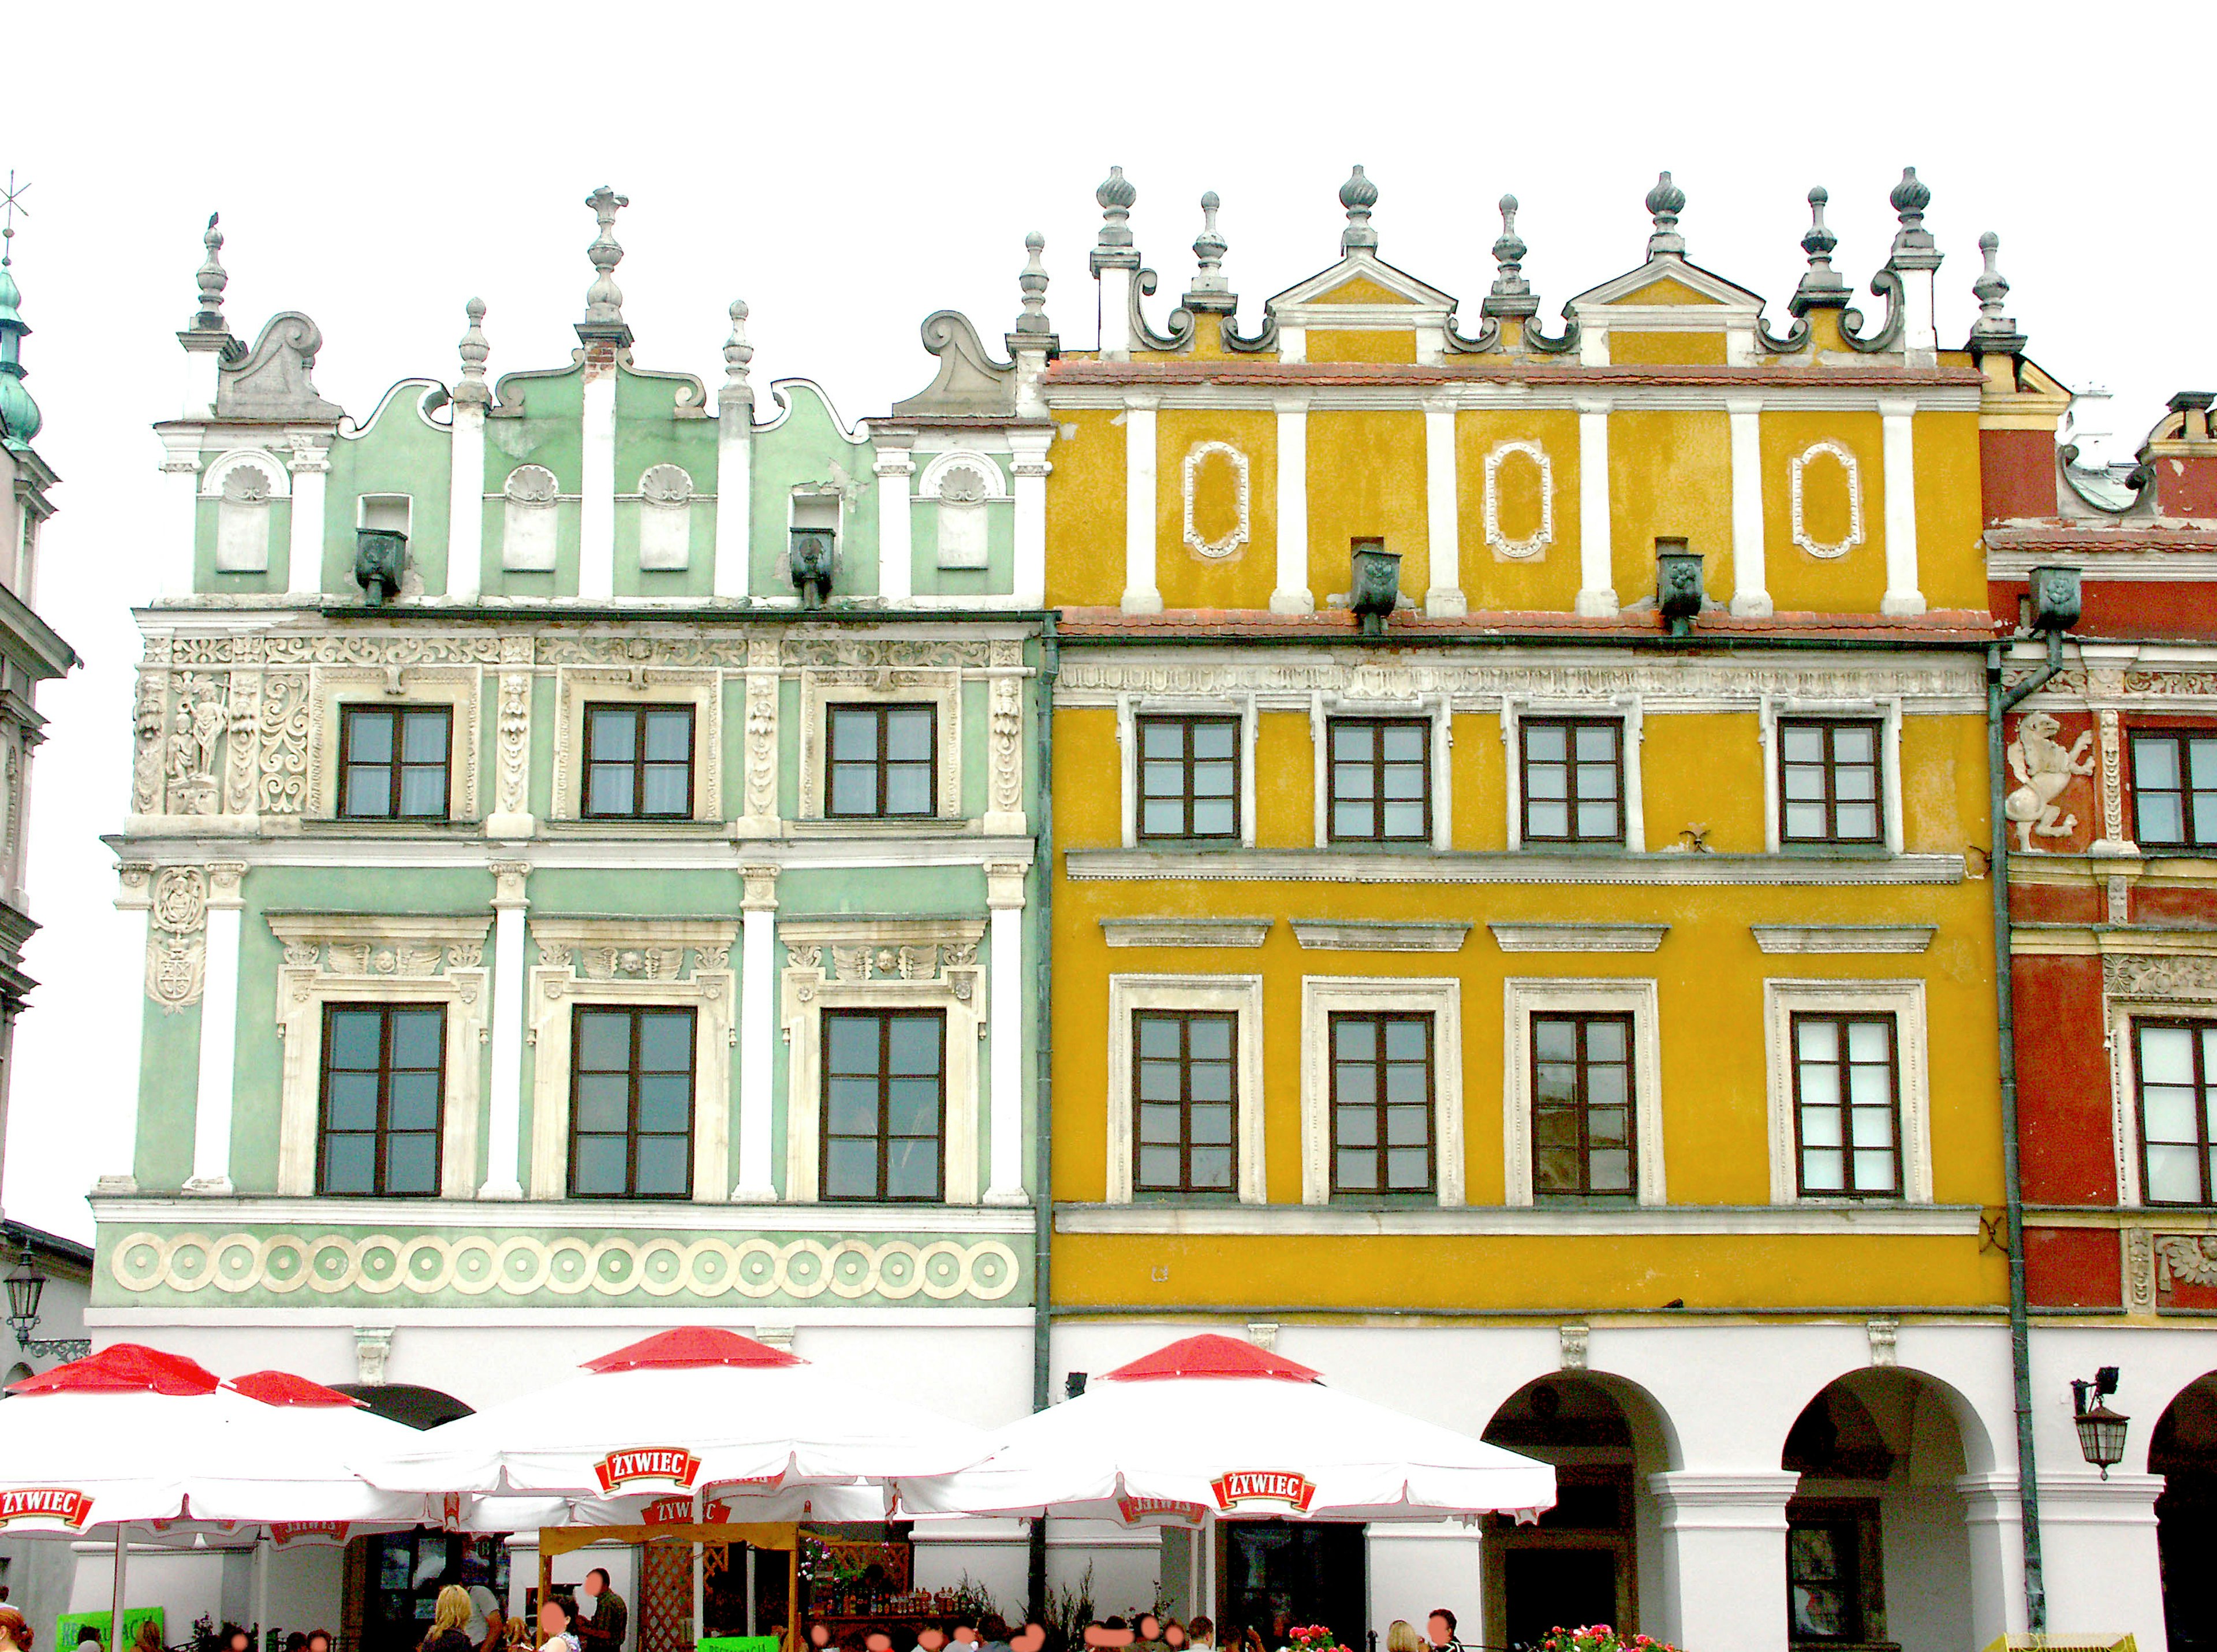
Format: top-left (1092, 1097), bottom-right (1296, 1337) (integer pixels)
top-left (785, 1542), bottom-right (798, 1652)
top-left (692, 1489), bottom-right (704, 1652)
top-left (110, 1523), bottom-right (129, 1650)
top-left (252, 1534), bottom-right (271, 1650)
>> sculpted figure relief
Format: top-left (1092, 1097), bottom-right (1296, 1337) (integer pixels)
top-left (2005, 711), bottom-right (2095, 852)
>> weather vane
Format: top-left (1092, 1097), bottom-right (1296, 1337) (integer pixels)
top-left (0, 171), bottom-right (28, 267)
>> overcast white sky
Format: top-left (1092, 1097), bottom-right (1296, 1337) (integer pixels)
top-left (2, 2), bottom-right (2211, 1241)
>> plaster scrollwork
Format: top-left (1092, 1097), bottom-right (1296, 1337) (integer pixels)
top-left (495, 667), bottom-right (532, 818)
top-left (988, 637), bottom-right (1025, 831)
top-left (2125, 1226), bottom-right (2158, 1311)
top-left (1789, 440), bottom-right (1865, 560)
top-left (256, 672), bottom-right (311, 815)
top-left (223, 669), bottom-right (261, 816)
top-left (2096, 707), bottom-right (2126, 844)
top-left (2126, 669), bottom-right (2217, 697)
top-left (781, 636), bottom-right (988, 672)
top-left (2003, 711), bottom-right (2095, 852)
top-left (1180, 442), bottom-right (1251, 560)
top-left (2154, 1234), bottom-right (2217, 1291)
top-left (146, 867), bottom-right (210, 1012)
top-left (2103, 953), bottom-right (2217, 1001)
top-left (741, 635), bottom-right (780, 831)
top-left (1482, 440), bottom-right (1554, 561)
top-left (1055, 657), bottom-right (1983, 706)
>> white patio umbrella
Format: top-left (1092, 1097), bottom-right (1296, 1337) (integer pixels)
top-left (897, 1332), bottom-right (1557, 1524)
top-left (366, 1326), bottom-right (986, 1519)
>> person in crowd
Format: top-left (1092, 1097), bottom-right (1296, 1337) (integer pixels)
top-left (1185, 1621), bottom-right (1214, 1652)
top-left (479, 1605), bottom-right (509, 1652)
top-left (1387, 1624), bottom-right (1422, 1652)
top-left (281, 1635), bottom-right (307, 1652)
top-left (1424, 1614), bottom-right (1460, 1652)
top-left (976, 1619), bottom-right (1011, 1652)
top-left (1134, 1621), bottom-right (1164, 1652)
top-left (1163, 1626), bottom-right (1186, 1650)
top-left (0, 1606), bottom-right (32, 1652)
top-left (225, 1629), bottom-right (252, 1652)
top-left (139, 1629), bottom-right (169, 1652)
top-left (76, 1627), bottom-right (104, 1652)
top-left (307, 1634), bottom-right (333, 1652)
top-left (576, 1572), bottom-right (625, 1652)
top-left (421, 1588), bottom-right (475, 1652)
top-left (535, 1598), bottom-right (576, 1652)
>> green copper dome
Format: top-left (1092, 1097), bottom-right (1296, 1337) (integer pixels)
top-left (0, 263), bottom-right (40, 446)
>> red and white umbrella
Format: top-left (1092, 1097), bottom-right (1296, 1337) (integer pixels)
top-left (365, 1327), bottom-right (986, 1521)
top-left (897, 1333), bottom-right (1557, 1525)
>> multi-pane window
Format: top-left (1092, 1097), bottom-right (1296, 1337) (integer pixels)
top-left (1330, 1012), bottom-right (1434, 1195)
top-left (1779, 719), bottom-right (1883, 845)
top-left (583, 705), bottom-right (694, 819)
top-left (2135, 1020), bottom-right (2217, 1204)
top-left (2131, 730), bottom-right (2217, 849)
top-left (827, 704), bottom-right (936, 818)
top-left (1328, 719), bottom-right (1430, 842)
top-left (1786, 1519), bottom-right (1865, 1643)
top-left (319, 1005), bottom-right (444, 1195)
top-left (339, 706), bottom-right (451, 820)
top-left (823, 1009), bottom-right (945, 1201)
top-left (1522, 718), bottom-right (1622, 844)
top-left (1791, 1013), bottom-right (1901, 1198)
top-left (1133, 1010), bottom-right (1237, 1195)
top-left (570, 1006), bottom-right (695, 1198)
top-left (1137, 715), bottom-right (1240, 842)
top-left (1532, 1013), bottom-right (1635, 1198)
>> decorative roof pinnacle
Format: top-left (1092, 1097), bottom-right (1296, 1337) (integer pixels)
top-left (1969, 230), bottom-right (2025, 354)
top-left (1789, 186), bottom-right (1851, 314)
top-left (1183, 192), bottom-right (1237, 314)
top-left (1339, 165), bottom-right (1379, 253)
top-left (0, 189), bottom-right (35, 446)
top-left (580, 184), bottom-right (631, 337)
top-left (1645, 170), bottom-right (1686, 259)
top-left (1887, 166), bottom-right (1940, 269)
top-left (1482, 193), bottom-right (1538, 322)
top-left (452, 297), bottom-right (491, 407)
top-left (721, 299), bottom-right (754, 410)
top-left (192, 211), bottom-right (230, 333)
top-left (1014, 231), bottom-right (1055, 336)
top-left (1091, 166), bottom-right (1140, 275)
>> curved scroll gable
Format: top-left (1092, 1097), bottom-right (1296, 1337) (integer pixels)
top-left (890, 310), bottom-right (1015, 419)
top-left (215, 312), bottom-right (344, 421)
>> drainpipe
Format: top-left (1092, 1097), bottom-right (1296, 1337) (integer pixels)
top-left (1990, 626), bottom-right (2067, 1633)
top-left (1028, 611), bottom-right (1059, 1619)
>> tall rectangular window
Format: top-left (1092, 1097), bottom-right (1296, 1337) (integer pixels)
top-left (2131, 730), bottom-right (2217, 849)
top-left (1532, 1012), bottom-right (1634, 1198)
top-left (1328, 718), bottom-right (1430, 842)
top-left (1522, 718), bottom-right (1622, 844)
top-left (2135, 1020), bottom-right (2217, 1204)
top-left (1137, 715), bottom-right (1241, 842)
top-left (1330, 1012), bottom-right (1434, 1194)
top-left (1786, 1519), bottom-right (1865, 1643)
top-left (584, 705), bottom-right (695, 819)
top-left (1792, 1013), bottom-right (1901, 1197)
top-left (319, 1004), bottom-right (445, 1195)
top-left (1133, 1010), bottom-right (1237, 1195)
top-left (570, 1006), bottom-right (695, 1198)
top-left (339, 706), bottom-right (452, 820)
top-left (1779, 719), bottom-right (1883, 845)
top-left (827, 704), bottom-right (936, 818)
top-left (823, 1009), bottom-right (945, 1201)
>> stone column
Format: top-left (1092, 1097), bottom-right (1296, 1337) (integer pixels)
top-left (479, 860), bottom-right (531, 1199)
top-left (185, 862), bottom-right (248, 1195)
top-left (874, 437), bottom-right (915, 602)
top-left (2036, 1472), bottom-right (2166, 1646)
top-left (160, 435), bottom-right (203, 600)
top-left (97, 865), bottom-right (154, 1195)
top-left (732, 864), bottom-right (780, 1203)
top-left (1122, 394), bottom-right (1162, 614)
top-left (284, 435), bottom-right (330, 599)
top-left (447, 403), bottom-right (486, 601)
top-left (1728, 398), bottom-right (1770, 616)
top-left (1575, 396), bottom-right (1617, 617)
top-left (1009, 428), bottom-right (1053, 608)
top-left (1423, 396), bottom-right (1465, 616)
top-left (1954, 1472), bottom-right (2028, 1645)
top-left (714, 348), bottom-right (755, 600)
top-left (580, 358), bottom-right (618, 600)
top-left (984, 862), bottom-right (1028, 1206)
top-left (1879, 397), bottom-right (1925, 616)
top-left (1648, 1470), bottom-right (1799, 1652)
top-left (1271, 394), bottom-right (1313, 614)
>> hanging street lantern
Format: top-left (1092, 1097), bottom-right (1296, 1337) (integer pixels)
top-left (2070, 1367), bottom-right (2130, 1479)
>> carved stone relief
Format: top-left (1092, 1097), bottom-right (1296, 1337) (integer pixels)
top-left (988, 637), bottom-right (1025, 831)
top-left (740, 635), bottom-right (780, 833)
top-left (1483, 440), bottom-right (1553, 561)
top-left (2155, 1234), bottom-right (2217, 1291)
top-left (146, 867), bottom-right (209, 1011)
top-left (1181, 442), bottom-right (1250, 561)
top-left (2125, 1226), bottom-right (2157, 1311)
top-left (1789, 440), bottom-right (1865, 560)
top-left (1057, 657), bottom-right (1983, 706)
top-left (2104, 953), bottom-right (2217, 1001)
top-left (2003, 710), bottom-right (2094, 852)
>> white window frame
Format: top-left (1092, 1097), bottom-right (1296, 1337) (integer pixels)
top-left (1118, 693), bottom-right (1258, 850)
top-left (1309, 693), bottom-right (1453, 852)
top-left (1503, 695), bottom-right (1645, 852)
top-left (315, 672), bottom-right (483, 822)
top-left (1300, 975), bottom-right (1464, 1207)
top-left (1763, 977), bottom-right (1931, 1204)
top-left (526, 918), bottom-right (739, 1202)
top-left (1106, 973), bottom-right (1267, 1205)
top-left (1759, 695), bottom-right (1905, 855)
top-left (1503, 976), bottom-right (1665, 1206)
top-left (798, 669), bottom-right (964, 822)
top-left (779, 918), bottom-right (986, 1204)
top-left (268, 913), bottom-right (492, 1200)
top-left (2107, 1000), bottom-right (2217, 1210)
top-left (553, 669), bottom-right (723, 823)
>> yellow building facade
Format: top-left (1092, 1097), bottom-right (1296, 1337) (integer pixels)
top-left (1038, 169), bottom-right (2018, 1652)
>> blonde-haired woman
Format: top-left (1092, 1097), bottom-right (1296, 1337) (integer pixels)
top-left (1387, 1624), bottom-right (1423, 1652)
top-left (423, 1587), bottom-right (476, 1652)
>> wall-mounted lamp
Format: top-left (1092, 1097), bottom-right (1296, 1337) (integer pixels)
top-left (5, 1243), bottom-right (90, 1363)
top-left (2070, 1366), bottom-right (2129, 1478)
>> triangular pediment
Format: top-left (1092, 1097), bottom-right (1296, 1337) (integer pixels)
top-left (1269, 251), bottom-right (1456, 315)
top-left (1569, 255), bottom-right (1764, 315)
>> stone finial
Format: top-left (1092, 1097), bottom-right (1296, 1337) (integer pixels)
top-left (1340, 165), bottom-right (1379, 253)
top-left (1790, 187), bottom-right (1850, 313)
top-left (1482, 193), bottom-right (1538, 322)
top-left (1970, 230), bottom-right (2025, 353)
top-left (720, 299), bottom-right (754, 411)
top-left (1888, 166), bottom-right (1940, 267)
top-left (1013, 231), bottom-right (1054, 336)
top-left (1091, 166), bottom-right (1139, 274)
top-left (581, 184), bottom-right (630, 329)
top-left (1183, 192), bottom-right (1237, 314)
top-left (453, 297), bottom-right (491, 407)
top-left (1645, 170), bottom-right (1686, 258)
top-left (193, 211), bottom-right (229, 333)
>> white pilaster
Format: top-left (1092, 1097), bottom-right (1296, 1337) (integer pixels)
top-left (185, 863), bottom-right (247, 1195)
top-left (447, 405), bottom-right (485, 600)
top-left (1648, 1470), bottom-right (1798, 1652)
top-left (1423, 396), bottom-right (1465, 616)
top-left (1575, 397), bottom-right (1617, 617)
top-left (580, 368), bottom-right (617, 599)
top-left (984, 863), bottom-right (1028, 1206)
top-left (1099, 269), bottom-right (1135, 361)
top-left (714, 397), bottom-right (754, 599)
top-left (160, 434), bottom-right (204, 599)
top-left (1009, 428), bottom-right (1053, 607)
top-left (283, 436), bottom-right (330, 599)
top-left (1954, 1473), bottom-right (2028, 1645)
top-left (1271, 394), bottom-right (1312, 614)
top-left (1121, 394), bottom-right (1162, 614)
top-left (2035, 1472), bottom-right (2166, 1646)
top-left (874, 441), bottom-right (915, 602)
top-left (1727, 398), bottom-right (1770, 617)
top-left (479, 861), bottom-right (530, 1199)
top-left (732, 864), bottom-right (779, 1203)
top-left (96, 867), bottom-right (154, 1196)
top-left (1879, 397), bottom-right (1924, 616)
